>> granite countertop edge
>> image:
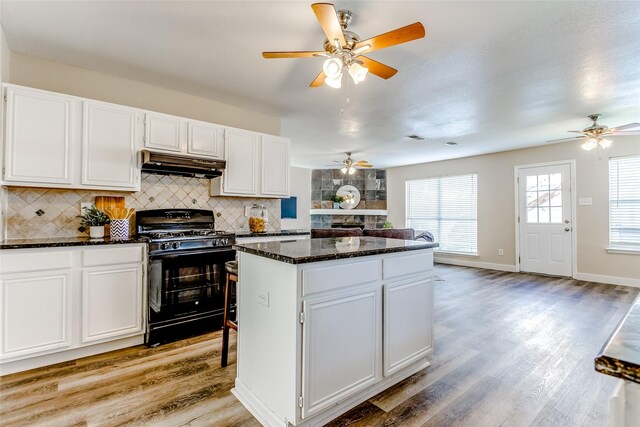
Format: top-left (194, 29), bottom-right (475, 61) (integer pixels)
top-left (234, 230), bottom-right (310, 238)
top-left (234, 241), bottom-right (439, 264)
top-left (0, 237), bottom-right (148, 249)
top-left (594, 295), bottom-right (640, 385)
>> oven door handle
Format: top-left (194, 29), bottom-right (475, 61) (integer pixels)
top-left (149, 247), bottom-right (235, 259)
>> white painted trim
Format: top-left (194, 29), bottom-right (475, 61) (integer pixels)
top-left (434, 250), bottom-right (479, 258)
top-left (575, 273), bottom-right (640, 288)
top-left (434, 256), bottom-right (517, 272)
top-left (309, 209), bottom-right (387, 216)
top-left (606, 248), bottom-right (640, 255)
top-left (514, 160), bottom-right (577, 278)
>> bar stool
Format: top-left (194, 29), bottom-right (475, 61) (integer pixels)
top-left (221, 259), bottom-right (238, 367)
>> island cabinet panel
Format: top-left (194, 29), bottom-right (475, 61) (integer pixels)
top-left (0, 271), bottom-right (72, 359)
top-left (301, 287), bottom-right (382, 419)
top-left (301, 259), bottom-right (379, 297)
top-left (383, 278), bottom-right (433, 376)
top-left (3, 85), bottom-right (77, 185)
top-left (382, 251), bottom-right (433, 281)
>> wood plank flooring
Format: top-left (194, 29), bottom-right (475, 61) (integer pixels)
top-left (1, 265), bottom-right (637, 426)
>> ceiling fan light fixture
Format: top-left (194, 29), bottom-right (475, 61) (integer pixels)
top-left (325, 74), bottom-right (342, 88)
top-left (323, 57), bottom-right (343, 79)
top-left (581, 138), bottom-right (597, 151)
top-left (341, 166), bottom-right (348, 174)
top-left (348, 62), bottom-right (368, 84)
top-left (348, 166), bottom-right (356, 175)
top-left (598, 137), bottom-right (613, 149)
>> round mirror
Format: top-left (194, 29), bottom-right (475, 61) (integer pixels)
top-left (336, 185), bottom-right (361, 210)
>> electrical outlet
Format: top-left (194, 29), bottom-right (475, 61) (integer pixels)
top-left (257, 289), bottom-right (270, 307)
top-left (80, 202), bottom-right (93, 214)
top-left (498, 249), bottom-right (504, 256)
top-left (579, 198), bottom-right (593, 206)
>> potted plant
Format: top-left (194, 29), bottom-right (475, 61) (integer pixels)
top-left (78, 206), bottom-right (110, 238)
top-left (330, 194), bottom-right (344, 209)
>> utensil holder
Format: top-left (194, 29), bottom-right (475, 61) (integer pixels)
top-left (110, 219), bottom-right (130, 239)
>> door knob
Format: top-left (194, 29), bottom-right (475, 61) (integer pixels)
top-left (564, 219), bottom-right (570, 224)
top-left (564, 227), bottom-right (571, 232)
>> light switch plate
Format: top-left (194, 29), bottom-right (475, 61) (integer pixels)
top-left (579, 198), bottom-right (593, 206)
top-left (257, 289), bottom-right (270, 307)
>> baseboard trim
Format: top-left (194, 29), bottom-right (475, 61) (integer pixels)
top-left (434, 257), bottom-right (517, 272)
top-left (575, 273), bottom-right (640, 288)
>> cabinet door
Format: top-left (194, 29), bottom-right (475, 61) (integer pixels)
top-left (383, 278), bottom-right (433, 376)
top-left (144, 112), bottom-right (184, 152)
top-left (301, 287), bottom-right (382, 419)
top-left (4, 86), bottom-right (76, 185)
top-left (0, 271), bottom-right (72, 360)
top-left (223, 128), bottom-right (259, 195)
top-left (81, 265), bottom-right (143, 343)
top-left (82, 101), bottom-right (140, 190)
top-left (188, 120), bottom-right (223, 158)
top-left (261, 135), bottom-right (290, 196)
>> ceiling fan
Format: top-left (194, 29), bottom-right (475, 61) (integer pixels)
top-left (262, 3), bottom-right (425, 88)
top-left (548, 114), bottom-right (640, 151)
top-left (329, 152), bottom-right (373, 174)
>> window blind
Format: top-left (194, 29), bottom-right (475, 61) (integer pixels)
top-left (610, 155), bottom-right (640, 249)
top-left (406, 174), bottom-right (478, 254)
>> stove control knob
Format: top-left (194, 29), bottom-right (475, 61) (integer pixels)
top-left (172, 242), bottom-right (181, 249)
top-left (160, 243), bottom-right (168, 250)
top-left (221, 239), bottom-right (228, 246)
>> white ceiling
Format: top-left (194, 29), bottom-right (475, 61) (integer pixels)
top-left (2, 1), bottom-right (640, 168)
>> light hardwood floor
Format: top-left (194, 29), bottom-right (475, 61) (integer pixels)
top-left (1, 265), bottom-right (637, 426)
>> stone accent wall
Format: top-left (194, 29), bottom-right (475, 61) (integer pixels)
top-left (310, 169), bottom-right (387, 229)
top-left (3, 174), bottom-right (281, 239)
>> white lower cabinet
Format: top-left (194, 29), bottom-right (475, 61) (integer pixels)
top-left (0, 244), bottom-right (146, 374)
top-left (301, 287), bottom-right (382, 419)
top-left (0, 270), bottom-right (73, 359)
top-left (82, 265), bottom-right (143, 343)
top-left (383, 278), bottom-right (433, 376)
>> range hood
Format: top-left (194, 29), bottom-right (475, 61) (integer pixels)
top-left (141, 150), bottom-right (225, 179)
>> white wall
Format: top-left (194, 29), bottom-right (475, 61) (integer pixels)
top-left (387, 138), bottom-right (640, 285)
top-left (281, 167), bottom-right (311, 230)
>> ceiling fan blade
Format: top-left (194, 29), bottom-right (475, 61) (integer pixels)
top-left (310, 70), bottom-right (327, 87)
top-left (311, 3), bottom-right (347, 47)
top-left (354, 160), bottom-right (370, 165)
top-left (354, 22), bottom-right (425, 54)
top-left (610, 123), bottom-right (640, 131)
top-left (611, 131), bottom-right (640, 135)
top-left (358, 56), bottom-right (398, 79)
top-left (567, 130), bottom-right (585, 133)
top-left (546, 136), bottom-right (584, 143)
top-left (357, 164), bottom-right (374, 168)
top-left (262, 51), bottom-right (326, 59)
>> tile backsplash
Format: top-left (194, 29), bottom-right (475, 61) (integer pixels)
top-left (3, 173), bottom-right (280, 239)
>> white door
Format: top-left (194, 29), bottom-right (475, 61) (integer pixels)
top-left (261, 135), bottom-right (290, 197)
top-left (301, 287), bottom-right (382, 419)
top-left (3, 86), bottom-right (76, 185)
top-left (223, 128), bottom-right (259, 195)
top-left (383, 278), bottom-right (433, 376)
top-left (518, 163), bottom-right (573, 276)
top-left (144, 112), bottom-right (184, 152)
top-left (187, 120), bottom-right (223, 158)
top-left (81, 266), bottom-right (143, 343)
top-left (0, 271), bottom-right (73, 360)
top-left (82, 101), bottom-right (140, 190)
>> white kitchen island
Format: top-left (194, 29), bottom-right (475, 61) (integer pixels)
top-left (232, 236), bottom-right (438, 426)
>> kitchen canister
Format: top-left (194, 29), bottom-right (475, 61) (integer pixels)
top-left (110, 219), bottom-right (130, 239)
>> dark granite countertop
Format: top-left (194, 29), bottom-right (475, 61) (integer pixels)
top-left (595, 296), bottom-right (640, 384)
top-left (0, 237), bottom-right (148, 250)
top-left (234, 230), bottom-right (310, 238)
top-left (234, 236), bottom-right (438, 264)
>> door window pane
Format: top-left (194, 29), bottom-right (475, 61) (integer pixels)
top-left (550, 173), bottom-right (562, 190)
top-left (538, 174), bottom-right (549, 190)
top-left (550, 207), bottom-right (563, 223)
top-left (526, 173), bottom-right (563, 224)
top-left (527, 176), bottom-right (537, 191)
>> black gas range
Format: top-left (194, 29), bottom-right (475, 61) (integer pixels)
top-left (137, 209), bottom-right (236, 346)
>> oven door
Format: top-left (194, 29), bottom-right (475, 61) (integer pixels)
top-left (148, 247), bottom-right (235, 324)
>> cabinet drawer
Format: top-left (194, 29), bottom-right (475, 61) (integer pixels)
top-left (82, 246), bottom-right (143, 267)
top-left (0, 250), bottom-right (73, 274)
top-left (382, 251), bottom-right (433, 281)
top-left (302, 260), bottom-right (380, 297)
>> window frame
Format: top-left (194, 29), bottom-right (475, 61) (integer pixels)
top-left (608, 154), bottom-right (640, 254)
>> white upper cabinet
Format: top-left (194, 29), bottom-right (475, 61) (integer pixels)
top-left (82, 101), bottom-right (140, 190)
top-left (211, 129), bottom-right (290, 198)
top-left (144, 112), bottom-right (184, 152)
top-left (187, 120), bottom-right (224, 158)
top-left (4, 85), bottom-right (77, 185)
top-left (261, 135), bottom-right (290, 196)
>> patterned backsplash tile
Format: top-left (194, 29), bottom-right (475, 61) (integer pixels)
top-left (3, 173), bottom-right (281, 239)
